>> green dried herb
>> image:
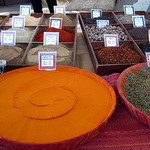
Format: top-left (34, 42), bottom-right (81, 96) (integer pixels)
top-left (123, 66), bottom-right (150, 116)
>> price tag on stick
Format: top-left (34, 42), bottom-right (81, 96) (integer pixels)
top-left (91, 9), bottom-right (102, 18)
top-left (123, 5), bottom-right (135, 15)
top-left (20, 5), bottom-right (31, 16)
top-left (145, 52), bottom-right (150, 67)
top-left (38, 51), bottom-right (57, 70)
top-left (1, 30), bottom-right (16, 46)
top-left (104, 34), bottom-right (119, 47)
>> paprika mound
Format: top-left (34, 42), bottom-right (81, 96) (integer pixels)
top-left (34, 27), bottom-right (75, 42)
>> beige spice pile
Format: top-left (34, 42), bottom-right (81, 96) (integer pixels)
top-left (25, 44), bottom-right (73, 66)
top-left (4, 14), bottom-right (41, 26)
top-left (42, 13), bottom-right (75, 26)
top-left (0, 45), bottom-right (24, 64)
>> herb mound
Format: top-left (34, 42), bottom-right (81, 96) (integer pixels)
top-left (124, 66), bottom-right (150, 116)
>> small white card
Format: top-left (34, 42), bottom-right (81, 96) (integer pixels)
top-left (97, 20), bottom-right (109, 28)
top-left (132, 15), bottom-right (146, 28)
top-left (20, 5), bottom-right (31, 16)
top-left (43, 32), bottom-right (59, 45)
top-left (1, 30), bottom-right (16, 46)
top-left (12, 16), bottom-right (25, 29)
top-left (123, 5), bottom-right (135, 15)
top-left (54, 5), bottom-right (66, 15)
top-left (145, 52), bottom-right (150, 67)
top-left (91, 9), bottom-right (102, 18)
top-left (49, 17), bottom-right (62, 29)
top-left (38, 51), bottom-right (57, 70)
top-left (0, 60), bottom-right (6, 75)
top-left (148, 30), bottom-right (150, 44)
top-left (104, 34), bottom-right (119, 47)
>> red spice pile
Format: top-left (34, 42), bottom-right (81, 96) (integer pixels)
top-left (34, 27), bottom-right (75, 42)
top-left (94, 46), bottom-right (143, 64)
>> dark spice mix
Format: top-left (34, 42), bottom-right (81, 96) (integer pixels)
top-left (82, 16), bottom-right (116, 25)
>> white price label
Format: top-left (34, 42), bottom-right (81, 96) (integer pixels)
top-left (97, 20), bottom-right (109, 28)
top-left (132, 15), bottom-right (146, 28)
top-left (104, 34), bottom-right (119, 47)
top-left (1, 30), bottom-right (16, 46)
top-left (20, 5), bottom-right (31, 16)
top-left (123, 5), bottom-right (135, 15)
top-left (91, 9), bottom-right (102, 18)
top-left (12, 16), bottom-right (25, 29)
top-left (149, 30), bottom-right (150, 44)
top-left (49, 17), bottom-right (62, 29)
top-left (38, 51), bottom-right (57, 70)
top-left (54, 5), bottom-right (66, 15)
top-left (43, 32), bottom-right (59, 45)
top-left (41, 55), bottom-right (54, 67)
top-left (146, 52), bottom-right (150, 67)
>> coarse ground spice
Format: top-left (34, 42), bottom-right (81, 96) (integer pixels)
top-left (117, 15), bottom-right (150, 24)
top-left (85, 25), bottom-right (128, 42)
top-left (94, 45), bottom-right (143, 64)
top-left (0, 45), bottom-right (24, 64)
top-left (34, 27), bottom-right (75, 42)
top-left (42, 13), bottom-right (75, 26)
top-left (127, 27), bottom-right (149, 40)
top-left (82, 16), bottom-right (116, 24)
top-left (123, 66), bottom-right (150, 116)
top-left (139, 43), bottom-right (150, 54)
top-left (25, 44), bottom-right (72, 66)
top-left (4, 14), bottom-right (41, 26)
top-left (3, 28), bottom-right (34, 43)
top-left (0, 17), bottom-right (4, 23)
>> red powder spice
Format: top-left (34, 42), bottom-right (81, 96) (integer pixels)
top-left (34, 27), bottom-right (75, 42)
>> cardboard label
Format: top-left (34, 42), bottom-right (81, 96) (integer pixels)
top-left (132, 15), bottom-right (146, 28)
top-left (91, 9), bottom-right (102, 18)
top-left (54, 5), bottom-right (66, 15)
top-left (12, 16), bottom-right (25, 29)
top-left (97, 20), bottom-right (109, 28)
top-left (1, 30), bottom-right (16, 46)
top-left (123, 5), bottom-right (135, 15)
top-left (104, 34), bottom-right (119, 47)
top-left (43, 32), bottom-right (59, 45)
top-left (38, 51), bottom-right (57, 70)
top-left (146, 52), bottom-right (150, 67)
top-left (49, 17), bottom-right (62, 29)
top-left (20, 5), bottom-right (31, 16)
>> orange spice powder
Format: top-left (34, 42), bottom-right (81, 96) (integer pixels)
top-left (0, 66), bottom-right (116, 144)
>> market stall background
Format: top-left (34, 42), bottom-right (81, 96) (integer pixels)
top-left (0, 0), bottom-right (150, 149)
